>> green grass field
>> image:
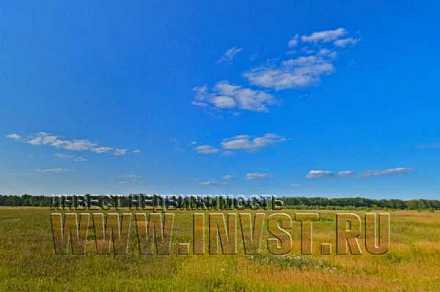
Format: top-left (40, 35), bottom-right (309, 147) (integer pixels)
top-left (1, 208), bottom-right (439, 291)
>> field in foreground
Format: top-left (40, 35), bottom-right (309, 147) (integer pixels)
top-left (0, 208), bottom-right (439, 291)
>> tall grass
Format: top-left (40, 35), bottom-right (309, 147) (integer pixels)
top-left (0, 208), bottom-right (439, 291)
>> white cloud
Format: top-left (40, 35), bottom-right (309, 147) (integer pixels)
top-left (217, 47), bottom-right (243, 63)
top-left (318, 48), bottom-right (337, 58)
top-left (92, 146), bottom-right (113, 154)
top-left (212, 95), bottom-right (237, 109)
top-left (245, 52), bottom-right (335, 90)
top-left (74, 156), bottom-right (88, 162)
top-left (306, 167), bottom-right (412, 179)
top-left (54, 153), bottom-right (74, 159)
top-left (364, 167), bottom-right (413, 177)
top-left (118, 174), bottom-right (142, 184)
top-left (132, 149), bottom-right (141, 153)
top-left (301, 28), bottom-right (347, 43)
top-left (195, 145), bottom-right (219, 154)
top-left (194, 28), bottom-right (358, 112)
top-left (113, 148), bottom-right (128, 156)
top-left (36, 168), bottom-right (69, 174)
top-left (193, 81), bottom-right (275, 112)
top-left (54, 153), bottom-right (88, 162)
top-left (246, 172), bottom-right (270, 180)
top-left (9, 132), bottom-right (130, 157)
top-left (337, 170), bottom-right (355, 177)
top-left (195, 133), bottom-right (286, 155)
top-left (200, 174), bottom-right (233, 186)
top-left (306, 170), bottom-right (334, 179)
top-left (6, 133), bottom-right (21, 140)
top-left (221, 133), bottom-right (286, 151)
top-left (222, 174), bottom-right (233, 180)
top-left (334, 37), bottom-right (359, 48)
top-left (288, 34), bottom-right (299, 48)
top-left (200, 180), bottom-right (224, 186)
top-left (306, 169), bottom-right (356, 178)
top-left (245, 27), bottom-right (358, 90)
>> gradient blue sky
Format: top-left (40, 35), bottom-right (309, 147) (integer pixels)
top-left (1, 1), bottom-right (439, 198)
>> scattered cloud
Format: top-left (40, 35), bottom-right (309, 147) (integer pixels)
top-left (246, 172), bottom-right (270, 180)
top-left (194, 28), bottom-right (358, 112)
top-left (54, 153), bottom-right (73, 160)
top-left (222, 174), bottom-right (233, 180)
top-left (118, 174), bottom-right (142, 184)
top-left (334, 37), bottom-right (359, 48)
top-left (245, 27), bottom-right (359, 90)
top-left (193, 81), bottom-right (275, 112)
top-left (113, 148), bottom-right (128, 156)
top-left (363, 167), bottom-right (413, 177)
top-left (6, 133), bottom-right (21, 140)
top-left (337, 170), bottom-right (355, 177)
top-left (306, 169), bottom-right (355, 179)
top-left (245, 55), bottom-right (335, 90)
top-left (93, 146), bottom-right (113, 154)
top-left (301, 28), bottom-right (347, 43)
top-left (36, 168), bottom-right (69, 174)
top-left (288, 34), bottom-right (299, 48)
top-left (195, 133), bottom-right (286, 155)
top-left (54, 153), bottom-right (88, 162)
top-left (221, 133), bottom-right (286, 151)
top-left (200, 174), bottom-right (232, 186)
top-left (306, 167), bottom-right (412, 179)
top-left (200, 180), bottom-right (224, 186)
top-left (194, 145), bottom-right (219, 155)
top-left (74, 156), bottom-right (88, 162)
top-left (6, 132), bottom-right (130, 157)
top-left (306, 170), bottom-right (334, 179)
top-left (194, 133), bottom-right (287, 155)
top-left (217, 47), bottom-right (243, 63)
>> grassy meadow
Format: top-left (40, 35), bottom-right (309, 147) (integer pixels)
top-left (0, 207), bottom-right (439, 291)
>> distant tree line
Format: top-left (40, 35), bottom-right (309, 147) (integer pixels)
top-left (281, 196), bottom-right (440, 210)
top-left (0, 194), bottom-right (439, 210)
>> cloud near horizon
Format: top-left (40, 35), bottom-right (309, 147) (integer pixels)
top-left (363, 167), bottom-right (413, 177)
top-left (54, 153), bottom-right (88, 162)
top-left (306, 167), bottom-right (413, 179)
top-left (199, 174), bottom-right (233, 186)
top-left (118, 174), bottom-right (143, 184)
top-left (195, 133), bottom-right (286, 155)
top-left (222, 133), bottom-right (286, 151)
top-left (36, 168), bottom-right (69, 174)
top-left (306, 170), bottom-right (334, 179)
top-left (6, 132), bottom-right (130, 157)
top-left (306, 169), bottom-right (355, 179)
top-left (246, 172), bottom-right (270, 180)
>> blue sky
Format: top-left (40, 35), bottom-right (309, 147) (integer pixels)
top-left (1, 1), bottom-right (440, 198)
